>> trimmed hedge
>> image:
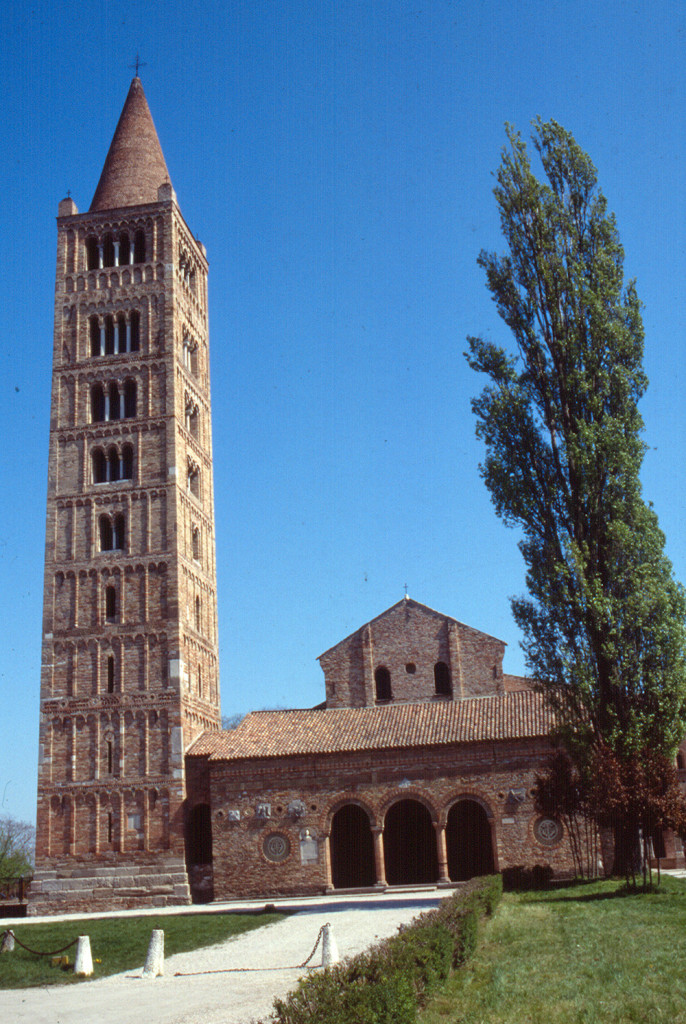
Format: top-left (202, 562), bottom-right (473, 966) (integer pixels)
top-left (265, 875), bottom-right (502, 1024)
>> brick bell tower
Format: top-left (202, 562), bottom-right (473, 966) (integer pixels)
top-left (31, 76), bottom-right (221, 913)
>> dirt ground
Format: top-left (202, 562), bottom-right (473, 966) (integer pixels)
top-left (0, 891), bottom-right (445, 1024)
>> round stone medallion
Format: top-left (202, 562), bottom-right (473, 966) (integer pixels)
top-left (263, 832), bottom-right (291, 863)
top-left (533, 816), bottom-right (562, 846)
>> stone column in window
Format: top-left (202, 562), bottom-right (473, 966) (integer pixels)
top-left (372, 826), bottom-right (387, 887)
top-left (126, 318), bottom-right (131, 353)
top-left (322, 831), bottom-right (333, 892)
top-left (113, 240), bottom-right (120, 267)
top-left (435, 822), bottom-right (450, 884)
top-left (98, 243), bottom-right (104, 269)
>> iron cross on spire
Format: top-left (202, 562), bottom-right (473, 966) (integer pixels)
top-left (129, 54), bottom-right (147, 77)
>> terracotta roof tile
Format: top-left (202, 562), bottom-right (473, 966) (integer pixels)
top-left (90, 77), bottom-right (171, 212)
top-left (188, 690), bottom-right (553, 762)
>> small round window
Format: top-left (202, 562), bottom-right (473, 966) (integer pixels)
top-left (263, 833), bottom-right (291, 863)
top-left (533, 817), bottom-right (562, 846)
top-left (405, 663), bottom-right (416, 674)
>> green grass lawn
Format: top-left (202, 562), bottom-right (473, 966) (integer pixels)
top-left (0, 909), bottom-right (285, 989)
top-left (419, 876), bottom-right (686, 1024)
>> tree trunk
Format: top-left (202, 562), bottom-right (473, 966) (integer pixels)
top-left (611, 819), bottom-right (641, 879)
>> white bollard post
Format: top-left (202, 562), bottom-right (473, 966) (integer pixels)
top-left (73, 935), bottom-right (93, 976)
top-left (142, 928), bottom-right (165, 978)
top-left (1, 929), bottom-right (15, 953)
top-left (321, 923), bottom-right (339, 966)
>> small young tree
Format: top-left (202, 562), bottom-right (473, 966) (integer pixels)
top-left (534, 750), bottom-right (599, 879)
top-left (467, 119), bottom-right (686, 874)
top-left (0, 816), bottom-right (35, 881)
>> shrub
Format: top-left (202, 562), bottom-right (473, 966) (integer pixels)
top-left (265, 875), bottom-right (502, 1024)
top-left (502, 864), bottom-right (554, 891)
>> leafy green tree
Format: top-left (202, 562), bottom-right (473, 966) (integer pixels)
top-left (467, 119), bottom-right (686, 873)
top-left (0, 816), bottom-right (34, 881)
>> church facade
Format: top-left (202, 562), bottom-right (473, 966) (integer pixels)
top-left (36, 76), bottom-right (686, 915)
top-left (188, 597), bottom-right (577, 900)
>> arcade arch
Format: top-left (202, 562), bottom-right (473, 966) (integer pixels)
top-left (330, 803), bottom-right (375, 889)
top-left (383, 798), bottom-right (438, 885)
top-left (446, 798), bottom-right (495, 881)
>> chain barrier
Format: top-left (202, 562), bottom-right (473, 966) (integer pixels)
top-left (173, 922), bottom-right (331, 977)
top-left (3, 929), bottom-right (79, 957)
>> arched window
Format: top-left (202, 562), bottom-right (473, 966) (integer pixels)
top-left (116, 313), bottom-right (127, 354)
top-left (90, 316), bottom-right (101, 357)
top-left (103, 315), bottom-right (114, 355)
top-left (107, 740), bottom-right (113, 774)
top-left (99, 516), bottom-right (113, 551)
top-left (92, 448), bottom-right (107, 483)
top-left (113, 514), bottom-right (125, 551)
top-left (124, 379), bottom-right (137, 418)
top-left (375, 666), bottom-right (392, 702)
top-left (192, 525), bottom-right (201, 562)
top-left (195, 595), bottom-right (201, 632)
top-left (102, 233), bottom-right (115, 268)
top-left (86, 236), bottom-right (99, 270)
top-left (187, 461), bottom-right (200, 498)
top-left (185, 398), bottom-right (199, 439)
top-left (434, 661), bottom-right (452, 696)
top-left (678, 752), bottom-right (684, 770)
top-left (107, 654), bottom-right (115, 693)
top-left (183, 334), bottom-right (198, 376)
top-left (105, 445), bottom-right (119, 482)
top-left (134, 229), bottom-right (146, 264)
top-left (108, 382), bottom-right (120, 420)
top-left (91, 384), bottom-right (105, 423)
top-left (105, 585), bottom-right (117, 622)
top-left (130, 310), bottom-right (140, 352)
top-left (121, 444), bottom-right (134, 480)
top-left (119, 232), bottom-right (130, 265)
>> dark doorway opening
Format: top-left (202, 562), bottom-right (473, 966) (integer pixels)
top-left (186, 803), bottom-right (214, 903)
top-left (446, 799), bottom-right (494, 881)
top-left (187, 803), bottom-right (212, 864)
top-left (331, 804), bottom-right (375, 888)
top-left (384, 799), bottom-right (438, 885)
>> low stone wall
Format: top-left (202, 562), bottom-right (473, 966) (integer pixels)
top-left (28, 856), bottom-right (191, 915)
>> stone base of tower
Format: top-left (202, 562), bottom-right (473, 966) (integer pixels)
top-left (28, 855), bottom-right (191, 916)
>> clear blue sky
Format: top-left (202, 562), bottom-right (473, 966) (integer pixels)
top-left (2, 0), bottom-right (686, 825)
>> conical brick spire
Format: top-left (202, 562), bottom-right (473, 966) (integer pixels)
top-left (90, 76), bottom-right (171, 211)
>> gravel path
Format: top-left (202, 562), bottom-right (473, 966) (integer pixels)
top-left (0, 893), bottom-right (444, 1024)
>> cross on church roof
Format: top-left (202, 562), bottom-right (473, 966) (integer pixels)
top-left (129, 53), bottom-right (147, 77)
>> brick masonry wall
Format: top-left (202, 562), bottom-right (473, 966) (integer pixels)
top-left (320, 600), bottom-right (506, 707)
top-left (34, 185), bottom-right (219, 914)
top-left (201, 736), bottom-right (576, 900)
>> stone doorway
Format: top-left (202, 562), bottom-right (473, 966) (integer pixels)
top-left (446, 799), bottom-right (494, 881)
top-left (384, 799), bottom-right (438, 885)
top-left (330, 804), bottom-right (376, 888)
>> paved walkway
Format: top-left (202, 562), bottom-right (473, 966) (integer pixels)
top-left (0, 890), bottom-right (447, 1024)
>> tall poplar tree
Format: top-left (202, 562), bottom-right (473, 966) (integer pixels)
top-left (467, 120), bottom-right (686, 869)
